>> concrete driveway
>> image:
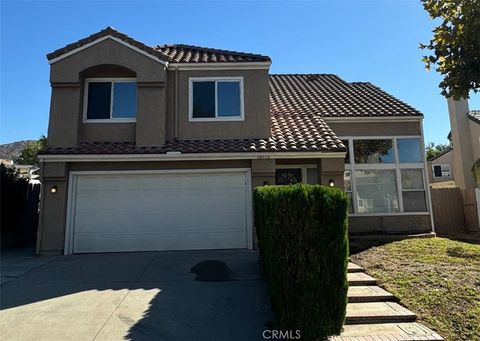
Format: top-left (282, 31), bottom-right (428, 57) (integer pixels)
top-left (0, 249), bottom-right (275, 341)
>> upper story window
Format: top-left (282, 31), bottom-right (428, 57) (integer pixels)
top-left (189, 77), bottom-right (244, 121)
top-left (84, 78), bottom-right (137, 122)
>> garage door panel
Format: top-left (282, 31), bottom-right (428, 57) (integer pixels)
top-left (71, 171), bottom-right (249, 253)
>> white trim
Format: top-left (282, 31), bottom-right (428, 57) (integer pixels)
top-left (349, 212), bottom-right (431, 217)
top-left (274, 164), bottom-right (318, 169)
top-left (64, 174), bottom-right (75, 255)
top-left (169, 62), bottom-right (271, 70)
top-left (64, 168), bottom-right (253, 255)
top-left (83, 78), bottom-right (137, 123)
top-left (420, 124), bottom-right (435, 233)
top-left (49, 35), bottom-right (168, 65)
top-left (39, 151), bottom-right (346, 162)
top-left (188, 77), bottom-right (245, 122)
top-left (339, 135), bottom-right (422, 140)
top-left (324, 117), bottom-right (422, 123)
top-left (342, 136), bottom-right (429, 215)
top-left (432, 164), bottom-right (451, 178)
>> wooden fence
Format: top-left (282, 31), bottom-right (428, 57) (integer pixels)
top-left (431, 187), bottom-right (480, 236)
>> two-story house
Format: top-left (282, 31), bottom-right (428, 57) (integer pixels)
top-left (37, 27), bottom-right (433, 255)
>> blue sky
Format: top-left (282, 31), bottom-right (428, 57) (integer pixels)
top-left (1, 0), bottom-right (479, 145)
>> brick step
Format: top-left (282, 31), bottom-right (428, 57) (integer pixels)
top-left (345, 302), bottom-right (416, 325)
top-left (347, 262), bottom-right (364, 273)
top-left (348, 286), bottom-right (396, 303)
top-left (347, 272), bottom-right (376, 286)
top-left (329, 322), bottom-right (443, 341)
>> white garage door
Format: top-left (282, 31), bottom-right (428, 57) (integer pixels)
top-left (67, 171), bottom-right (250, 253)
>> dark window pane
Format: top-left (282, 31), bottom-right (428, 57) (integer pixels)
top-left (218, 81), bottom-right (241, 117)
top-left (275, 169), bottom-right (302, 185)
top-left (192, 82), bottom-right (215, 118)
top-left (342, 140), bottom-right (350, 164)
top-left (112, 82), bottom-right (136, 118)
top-left (403, 191), bottom-right (427, 212)
top-left (354, 139), bottom-right (394, 164)
top-left (87, 82), bottom-right (111, 119)
top-left (398, 138), bottom-right (422, 163)
top-left (433, 165), bottom-right (442, 177)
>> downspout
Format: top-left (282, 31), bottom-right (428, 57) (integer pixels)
top-left (174, 67), bottom-right (179, 139)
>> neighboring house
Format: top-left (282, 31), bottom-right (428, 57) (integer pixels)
top-left (447, 100), bottom-right (480, 189)
top-left (14, 164), bottom-right (40, 181)
top-left (427, 147), bottom-right (454, 184)
top-left (0, 159), bottom-right (13, 166)
top-left (37, 27), bottom-right (433, 255)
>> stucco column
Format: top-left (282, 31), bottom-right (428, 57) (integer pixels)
top-left (47, 83), bottom-right (80, 146)
top-left (318, 158), bottom-right (345, 189)
top-left (136, 83), bottom-right (166, 146)
top-left (447, 99), bottom-right (476, 189)
top-left (251, 159), bottom-right (275, 187)
top-left (37, 162), bottom-right (68, 255)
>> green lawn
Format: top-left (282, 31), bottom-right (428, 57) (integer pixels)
top-left (350, 237), bottom-right (480, 341)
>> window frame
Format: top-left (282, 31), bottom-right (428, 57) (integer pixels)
top-left (343, 135), bottom-right (430, 216)
top-left (432, 164), bottom-right (451, 178)
top-left (83, 78), bottom-right (137, 123)
top-left (274, 164), bottom-right (318, 185)
top-left (188, 77), bottom-right (245, 122)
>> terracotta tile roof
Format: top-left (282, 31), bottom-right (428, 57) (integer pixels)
top-left (47, 27), bottom-right (170, 62)
top-left (269, 74), bottom-right (423, 117)
top-left (47, 27), bottom-right (270, 64)
top-left (41, 112), bottom-right (345, 155)
top-left (467, 110), bottom-right (480, 124)
top-left (156, 44), bottom-right (270, 63)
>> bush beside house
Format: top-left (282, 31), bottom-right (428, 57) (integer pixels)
top-left (0, 164), bottom-right (40, 249)
top-left (254, 184), bottom-right (349, 340)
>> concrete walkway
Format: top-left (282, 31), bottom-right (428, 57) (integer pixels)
top-left (330, 262), bottom-right (443, 341)
top-left (0, 250), bottom-right (275, 341)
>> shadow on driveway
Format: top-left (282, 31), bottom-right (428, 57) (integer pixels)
top-left (0, 250), bottom-right (275, 341)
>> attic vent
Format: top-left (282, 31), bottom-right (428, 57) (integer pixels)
top-left (307, 75), bottom-right (319, 82)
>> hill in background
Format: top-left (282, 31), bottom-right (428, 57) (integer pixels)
top-left (0, 140), bottom-right (35, 161)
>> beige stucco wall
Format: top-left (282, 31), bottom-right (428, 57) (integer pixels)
top-left (173, 69), bottom-right (270, 140)
top-left (326, 120), bottom-right (422, 137)
top-left (349, 214), bottom-right (431, 234)
top-left (448, 99), bottom-right (476, 188)
top-left (427, 150), bottom-right (454, 183)
top-left (48, 38), bottom-right (166, 147)
top-left (37, 156), bottom-right (346, 255)
top-left (469, 119), bottom-right (480, 162)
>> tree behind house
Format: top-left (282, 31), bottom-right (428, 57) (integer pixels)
top-left (14, 136), bottom-right (46, 166)
top-left (420, 0), bottom-right (480, 99)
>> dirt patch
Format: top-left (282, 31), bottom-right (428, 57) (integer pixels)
top-left (350, 237), bottom-right (480, 341)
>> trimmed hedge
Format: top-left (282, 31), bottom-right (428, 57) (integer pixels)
top-left (254, 184), bottom-right (349, 340)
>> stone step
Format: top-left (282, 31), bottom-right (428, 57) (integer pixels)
top-left (348, 286), bottom-right (396, 303)
top-left (347, 272), bottom-right (376, 286)
top-left (347, 262), bottom-right (364, 273)
top-left (330, 322), bottom-right (443, 341)
top-left (345, 302), bottom-right (416, 325)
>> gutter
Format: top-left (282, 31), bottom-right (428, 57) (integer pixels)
top-left (38, 151), bottom-right (346, 163)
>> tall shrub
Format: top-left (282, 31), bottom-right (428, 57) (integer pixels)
top-left (0, 164), bottom-right (40, 248)
top-left (254, 184), bottom-right (349, 340)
